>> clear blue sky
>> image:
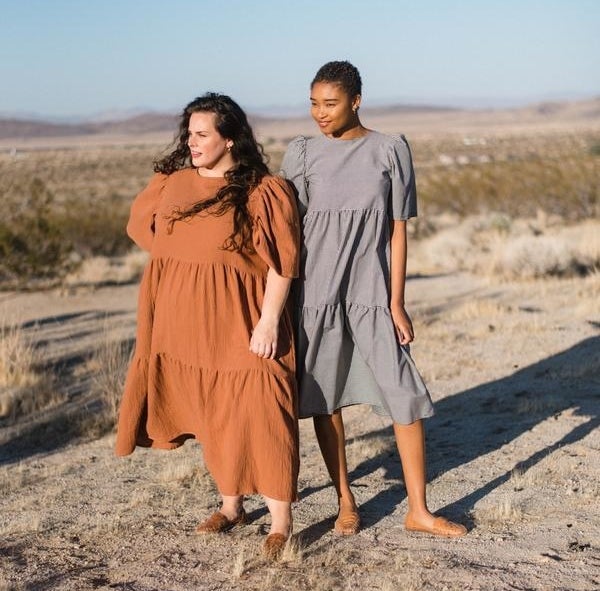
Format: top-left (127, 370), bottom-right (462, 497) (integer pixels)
top-left (1, 0), bottom-right (599, 118)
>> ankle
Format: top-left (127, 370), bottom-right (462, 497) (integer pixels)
top-left (338, 494), bottom-right (357, 509)
top-left (220, 503), bottom-right (243, 520)
top-left (269, 519), bottom-right (292, 537)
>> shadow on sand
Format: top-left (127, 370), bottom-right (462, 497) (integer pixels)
top-left (0, 310), bottom-right (134, 465)
top-left (298, 335), bottom-right (599, 548)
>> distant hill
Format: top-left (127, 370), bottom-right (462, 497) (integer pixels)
top-left (0, 98), bottom-right (598, 141)
top-left (0, 119), bottom-right (96, 138)
top-left (0, 105), bottom-right (460, 140)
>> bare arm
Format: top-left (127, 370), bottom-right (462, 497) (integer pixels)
top-left (249, 267), bottom-right (292, 358)
top-left (390, 220), bottom-right (414, 345)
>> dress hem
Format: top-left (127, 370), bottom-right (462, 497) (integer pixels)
top-left (299, 400), bottom-right (435, 424)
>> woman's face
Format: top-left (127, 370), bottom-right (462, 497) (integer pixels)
top-left (187, 111), bottom-right (234, 175)
top-left (310, 82), bottom-right (360, 137)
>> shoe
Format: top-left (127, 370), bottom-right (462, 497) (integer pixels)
top-left (334, 506), bottom-right (361, 535)
top-left (262, 533), bottom-right (288, 561)
top-left (195, 509), bottom-right (247, 534)
top-left (405, 514), bottom-right (467, 538)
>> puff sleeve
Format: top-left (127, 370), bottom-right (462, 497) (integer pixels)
top-left (280, 136), bottom-right (309, 217)
top-left (389, 135), bottom-right (418, 220)
top-left (126, 172), bottom-right (168, 251)
top-left (250, 176), bottom-right (300, 278)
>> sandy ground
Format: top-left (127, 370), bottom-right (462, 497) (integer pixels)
top-left (0, 267), bottom-right (598, 591)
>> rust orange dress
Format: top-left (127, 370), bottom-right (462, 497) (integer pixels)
top-left (115, 169), bottom-right (300, 502)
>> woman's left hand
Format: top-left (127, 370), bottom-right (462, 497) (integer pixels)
top-left (391, 304), bottom-right (414, 345)
top-left (250, 317), bottom-right (279, 358)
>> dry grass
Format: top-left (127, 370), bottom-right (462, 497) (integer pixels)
top-left (87, 325), bottom-right (133, 427)
top-left (0, 320), bottom-right (37, 398)
top-left (510, 467), bottom-right (542, 491)
top-left (0, 313), bottom-right (64, 422)
top-left (414, 217), bottom-right (600, 279)
top-left (415, 132), bottom-right (599, 220)
top-left (64, 250), bottom-right (148, 286)
top-left (472, 497), bottom-right (525, 526)
top-left (279, 535), bottom-right (304, 563)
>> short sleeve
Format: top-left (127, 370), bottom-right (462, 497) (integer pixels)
top-left (250, 175), bottom-right (300, 278)
top-left (126, 172), bottom-right (168, 251)
top-left (280, 136), bottom-right (309, 217)
top-left (389, 135), bottom-right (418, 220)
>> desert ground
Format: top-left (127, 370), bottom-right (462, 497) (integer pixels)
top-left (0, 101), bottom-right (599, 590)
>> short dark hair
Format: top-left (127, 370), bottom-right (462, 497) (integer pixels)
top-left (311, 61), bottom-right (362, 97)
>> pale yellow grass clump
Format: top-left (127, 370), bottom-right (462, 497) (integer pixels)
top-left (472, 497), bottom-right (525, 526)
top-left (64, 249), bottom-right (148, 287)
top-left (415, 216), bottom-right (600, 280)
top-left (510, 467), bottom-right (543, 490)
top-left (0, 314), bottom-right (63, 421)
top-left (88, 326), bottom-right (133, 426)
top-left (0, 317), bottom-right (37, 390)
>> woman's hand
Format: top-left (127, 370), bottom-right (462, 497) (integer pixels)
top-left (250, 317), bottom-right (279, 359)
top-left (391, 303), bottom-right (414, 345)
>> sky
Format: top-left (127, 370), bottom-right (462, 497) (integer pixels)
top-left (1, 0), bottom-right (599, 119)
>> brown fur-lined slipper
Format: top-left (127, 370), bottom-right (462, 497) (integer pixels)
top-left (195, 509), bottom-right (247, 534)
top-left (262, 533), bottom-right (288, 561)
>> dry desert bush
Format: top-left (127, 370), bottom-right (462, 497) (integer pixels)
top-left (414, 215), bottom-right (600, 279)
top-left (87, 325), bottom-right (133, 428)
top-left (0, 313), bottom-right (63, 423)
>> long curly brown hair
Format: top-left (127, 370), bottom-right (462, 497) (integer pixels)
top-left (154, 93), bottom-right (269, 252)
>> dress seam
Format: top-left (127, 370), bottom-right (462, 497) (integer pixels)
top-left (301, 302), bottom-right (391, 312)
top-left (304, 208), bottom-right (387, 218)
top-left (132, 351), bottom-right (293, 377)
top-left (148, 255), bottom-right (266, 280)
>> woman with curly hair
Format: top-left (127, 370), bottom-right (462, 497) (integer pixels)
top-left (281, 62), bottom-right (467, 538)
top-left (116, 93), bottom-right (300, 559)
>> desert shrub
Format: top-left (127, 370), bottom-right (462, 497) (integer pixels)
top-left (60, 192), bottom-right (131, 258)
top-left (0, 178), bottom-right (131, 287)
top-left (589, 142), bottom-right (600, 156)
top-left (418, 155), bottom-right (599, 220)
top-left (0, 178), bottom-right (72, 283)
top-left (417, 216), bottom-right (600, 279)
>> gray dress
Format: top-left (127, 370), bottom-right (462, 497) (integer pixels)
top-left (281, 131), bottom-right (434, 424)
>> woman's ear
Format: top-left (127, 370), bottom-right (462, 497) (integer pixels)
top-left (352, 95), bottom-right (361, 113)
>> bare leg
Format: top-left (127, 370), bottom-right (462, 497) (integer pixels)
top-left (262, 496), bottom-right (292, 560)
top-left (393, 420), bottom-right (433, 525)
top-left (263, 496), bottom-right (292, 537)
top-left (394, 420), bottom-right (466, 536)
top-left (313, 409), bottom-right (360, 534)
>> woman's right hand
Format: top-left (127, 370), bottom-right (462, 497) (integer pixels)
top-left (391, 303), bottom-right (414, 345)
top-left (249, 317), bottom-right (279, 359)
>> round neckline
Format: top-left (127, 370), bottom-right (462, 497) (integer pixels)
top-left (193, 168), bottom-right (226, 180)
top-left (322, 130), bottom-right (374, 143)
